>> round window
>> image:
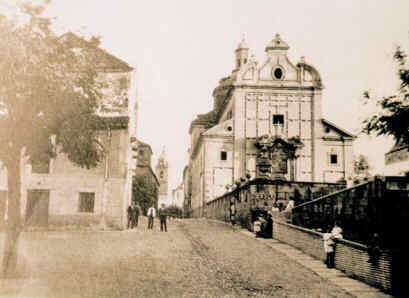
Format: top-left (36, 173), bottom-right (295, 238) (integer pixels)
top-left (227, 126), bottom-right (232, 132)
top-left (273, 68), bottom-right (283, 80)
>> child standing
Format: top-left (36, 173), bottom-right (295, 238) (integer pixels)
top-left (323, 226), bottom-right (335, 268)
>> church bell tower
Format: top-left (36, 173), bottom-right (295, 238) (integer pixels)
top-left (235, 37), bottom-right (249, 70)
top-left (155, 147), bottom-right (169, 206)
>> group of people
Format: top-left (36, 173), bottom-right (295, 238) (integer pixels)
top-left (128, 203), bottom-right (168, 232)
top-left (322, 222), bottom-right (343, 268)
top-left (127, 202), bottom-right (142, 229)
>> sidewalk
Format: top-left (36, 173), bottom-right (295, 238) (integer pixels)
top-left (238, 228), bottom-right (391, 298)
top-left (206, 219), bottom-right (390, 298)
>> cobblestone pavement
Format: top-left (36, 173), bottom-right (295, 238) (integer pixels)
top-left (0, 218), bottom-right (352, 297)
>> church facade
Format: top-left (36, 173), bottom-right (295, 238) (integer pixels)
top-left (187, 34), bottom-right (355, 216)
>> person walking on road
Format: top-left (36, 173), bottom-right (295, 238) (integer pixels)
top-left (133, 203), bottom-right (142, 227)
top-left (147, 205), bottom-right (156, 230)
top-left (159, 203), bottom-right (168, 232)
top-left (127, 203), bottom-right (134, 229)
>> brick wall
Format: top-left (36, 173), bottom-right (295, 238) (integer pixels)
top-left (273, 220), bottom-right (393, 293)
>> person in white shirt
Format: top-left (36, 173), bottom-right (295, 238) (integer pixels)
top-left (147, 205), bottom-right (156, 230)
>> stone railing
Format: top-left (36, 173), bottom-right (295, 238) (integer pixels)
top-left (205, 178), bottom-right (345, 227)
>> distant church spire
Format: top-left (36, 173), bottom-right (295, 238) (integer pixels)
top-left (155, 145), bottom-right (169, 206)
top-left (160, 146), bottom-right (166, 160)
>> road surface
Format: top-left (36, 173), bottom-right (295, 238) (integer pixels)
top-left (0, 217), bottom-right (351, 297)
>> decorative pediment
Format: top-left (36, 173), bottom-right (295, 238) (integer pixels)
top-left (258, 56), bottom-right (298, 82)
top-left (321, 119), bottom-right (355, 140)
top-left (202, 119), bottom-right (233, 137)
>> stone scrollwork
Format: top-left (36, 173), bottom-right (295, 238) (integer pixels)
top-left (255, 134), bottom-right (303, 180)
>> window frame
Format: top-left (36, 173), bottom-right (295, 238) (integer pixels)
top-left (272, 114), bottom-right (285, 125)
top-left (78, 192), bottom-right (95, 213)
top-left (31, 158), bottom-right (50, 174)
top-left (330, 154), bottom-right (338, 165)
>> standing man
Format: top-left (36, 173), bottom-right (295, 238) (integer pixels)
top-left (229, 202), bottom-right (236, 227)
top-left (159, 203), bottom-right (167, 232)
top-left (147, 205), bottom-right (156, 230)
top-left (133, 203), bottom-right (142, 228)
top-left (127, 203), bottom-right (134, 229)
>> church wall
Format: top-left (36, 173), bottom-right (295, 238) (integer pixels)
top-left (233, 90), bottom-right (247, 181)
top-left (314, 139), bottom-right (354, 183)
top-left (204, 138), bottom-right (233, 201)
top-left (190, 145), bottom-right (204, 216)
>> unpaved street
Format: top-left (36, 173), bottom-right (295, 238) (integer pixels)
top-left (0, 218), bottom-right (351, 297)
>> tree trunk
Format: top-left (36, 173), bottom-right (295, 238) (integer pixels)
top-left (2, 153), bottom-right (22, 278)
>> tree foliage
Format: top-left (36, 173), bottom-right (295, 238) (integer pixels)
top-left (354, 154), bottom-right (371, 177)
top-left (0, 1), bottom-right (104, 276)
top-left (352, 154), bottom-right (372, 184)
top-left (164, 205), bottom-right (183, 218)
top-left (0, 2), bottom-right (105, 169)
top-left (362, 43), bottom-right (409, 146)
top-left (132, 175), bottom-right (158, 216)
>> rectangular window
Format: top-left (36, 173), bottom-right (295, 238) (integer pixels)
top-left (31, 158), bottom-right (50, 174)
top-left (273, 114), bottom-right (284, 125)
top-left (78, 192), bottom-right (95, 213)
top-left (330, 154), bottom-right (338, 165)
top-left (220, 151), bottom-right (227, 161)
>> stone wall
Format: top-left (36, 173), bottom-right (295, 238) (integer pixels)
top-left (204, 178), bottom-right (345, 221)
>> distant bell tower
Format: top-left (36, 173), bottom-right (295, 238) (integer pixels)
top-left (155, 147), bottom-right (168, 206)
top-left (235, 36), bottom-right (249, 70)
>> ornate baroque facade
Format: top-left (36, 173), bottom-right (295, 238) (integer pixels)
top-left (187, 34), bottom-right (355, 216)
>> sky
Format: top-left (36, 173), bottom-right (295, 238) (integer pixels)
top-left (3, 0), bottom-right (409, 191)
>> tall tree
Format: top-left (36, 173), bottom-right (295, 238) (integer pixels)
top-left (0, 1), bottom-right (104, 276)
top-left (362, 40), bottom-right (409, 145)
top-left (132, 175), bottom-right (158, 216)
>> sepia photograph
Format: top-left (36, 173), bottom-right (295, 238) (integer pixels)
top-left (0, 0), bottom-right (409, 297)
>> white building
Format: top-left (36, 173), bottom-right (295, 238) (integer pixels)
top-left (384, 143), bottom-right (409, 176)
top-left (188, 34), bottom-right (355, 215)
top-left (171, 184), bottom-right (184, 209)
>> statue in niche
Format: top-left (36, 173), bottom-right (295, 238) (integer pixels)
top-left (255, 135), bottom-right (303, 180)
